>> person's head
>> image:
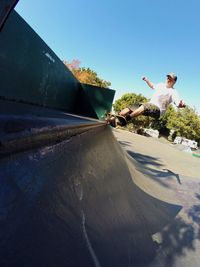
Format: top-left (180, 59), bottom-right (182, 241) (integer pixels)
top-left (166, 73), bottom-right (177, 88)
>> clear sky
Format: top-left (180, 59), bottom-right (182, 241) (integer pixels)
top-left (16, 0), bottom-right (200, 113)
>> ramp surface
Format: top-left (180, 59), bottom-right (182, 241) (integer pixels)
top-left (114, 129), bottom-right (200, 267)
top-left (1, 105), bottom-right (200, 266)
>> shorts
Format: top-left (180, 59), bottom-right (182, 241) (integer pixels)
top-left (129, 102), bottom-right (160, 119)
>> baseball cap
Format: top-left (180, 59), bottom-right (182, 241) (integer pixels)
top-left (167, 73), bottom-right (177, 82)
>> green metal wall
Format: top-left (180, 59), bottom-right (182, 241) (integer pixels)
top-left (0, 10), bottom-right (79, 112)
top-left (76, 83), bottom-right (115, 119)
top-left (0, 10), bottom-right (115, 119)
top-left (0, 0), bottom-right (19, 30)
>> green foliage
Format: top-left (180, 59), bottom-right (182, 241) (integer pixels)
top-left (113, 93), bottom-right (148, 112)
top-left (154, 105), bottom-right (200, 143)
top-left (77, 67), bottom-right (111, 88)
top-left (165, 106), bottom-right (200, 141)
top-left (153, 105), bottom-right (176, 134)
top-left (63, 60), bottom-right (111, 88)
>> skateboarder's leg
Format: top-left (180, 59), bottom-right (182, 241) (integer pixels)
top-left (119, 107), bottom-right (132, 117)
top-left (119, 105), bottom-right (144, 121)
top-left (128, 103), bottom-right (160, 119)
top-left (129, 105), bottom-right (145, 118)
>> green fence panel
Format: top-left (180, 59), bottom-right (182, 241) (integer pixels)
top-left (0, 10), bottom-right (79, 112)
top-left (76, 83), bottom-right (115, 119)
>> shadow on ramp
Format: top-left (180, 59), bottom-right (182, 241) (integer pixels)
top-left (0, 124), bottom-right (190, 267)
top-left (127, 150), bottom-right (182, 186)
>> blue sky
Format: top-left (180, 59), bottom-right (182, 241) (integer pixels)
top-left (16, 0), bottom-right (200, 113)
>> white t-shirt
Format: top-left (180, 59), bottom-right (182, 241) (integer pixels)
top-left (150, 83), bottom-right (180, 114)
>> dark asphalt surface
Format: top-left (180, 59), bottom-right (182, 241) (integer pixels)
top-left (1, 104), bottom-right (200, 266)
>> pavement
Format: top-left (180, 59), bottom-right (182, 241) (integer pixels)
top-left (113, 129), bottom-right (200, 179)
top-left (113, 128), bottom-right (200, 266)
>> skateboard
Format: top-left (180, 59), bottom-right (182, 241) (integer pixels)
top-left (105, 114), bottom-right (127, 127)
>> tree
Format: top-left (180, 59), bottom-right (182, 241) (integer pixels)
top-left (166, 106), bottom-right (200, 141)
top-left (152, 105), bottom-right (176, 135)
top-left (113, 93), bottom-right (148, 112)
top-left (63, 59), bottom-right (111, 88)
top-left (154, 105), bottom-right (200, 143)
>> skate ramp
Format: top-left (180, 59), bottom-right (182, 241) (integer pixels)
top-left (2, 104), bottom-right (200, 267)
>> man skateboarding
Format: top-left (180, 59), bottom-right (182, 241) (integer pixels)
top-left (108, 73), bottom-right (185, 127)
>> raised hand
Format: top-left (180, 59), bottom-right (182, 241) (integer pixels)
top-left (178, 100), bottom-right (186, 108)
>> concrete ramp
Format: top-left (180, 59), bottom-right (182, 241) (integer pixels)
top-left (1, 104), bottom-right (200, 266)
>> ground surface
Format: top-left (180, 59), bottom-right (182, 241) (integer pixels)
top-left (113, 129), bottom-right (200, 179)
top-left (113, 129), bottom-right (200, 267)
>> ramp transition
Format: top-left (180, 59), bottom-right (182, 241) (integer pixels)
top-left (1, 102), bottom-right (200, 266)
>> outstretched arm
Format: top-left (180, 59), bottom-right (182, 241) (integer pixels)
top-left (142, 76), bottom-right (155, 89)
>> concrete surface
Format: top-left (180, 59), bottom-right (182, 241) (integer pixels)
top-left (113, 129), bottom-right (200, 179)
top-left (1, 111), bottom-right (200, 266)
top-left (113, 129), bottom-right (200, 266)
